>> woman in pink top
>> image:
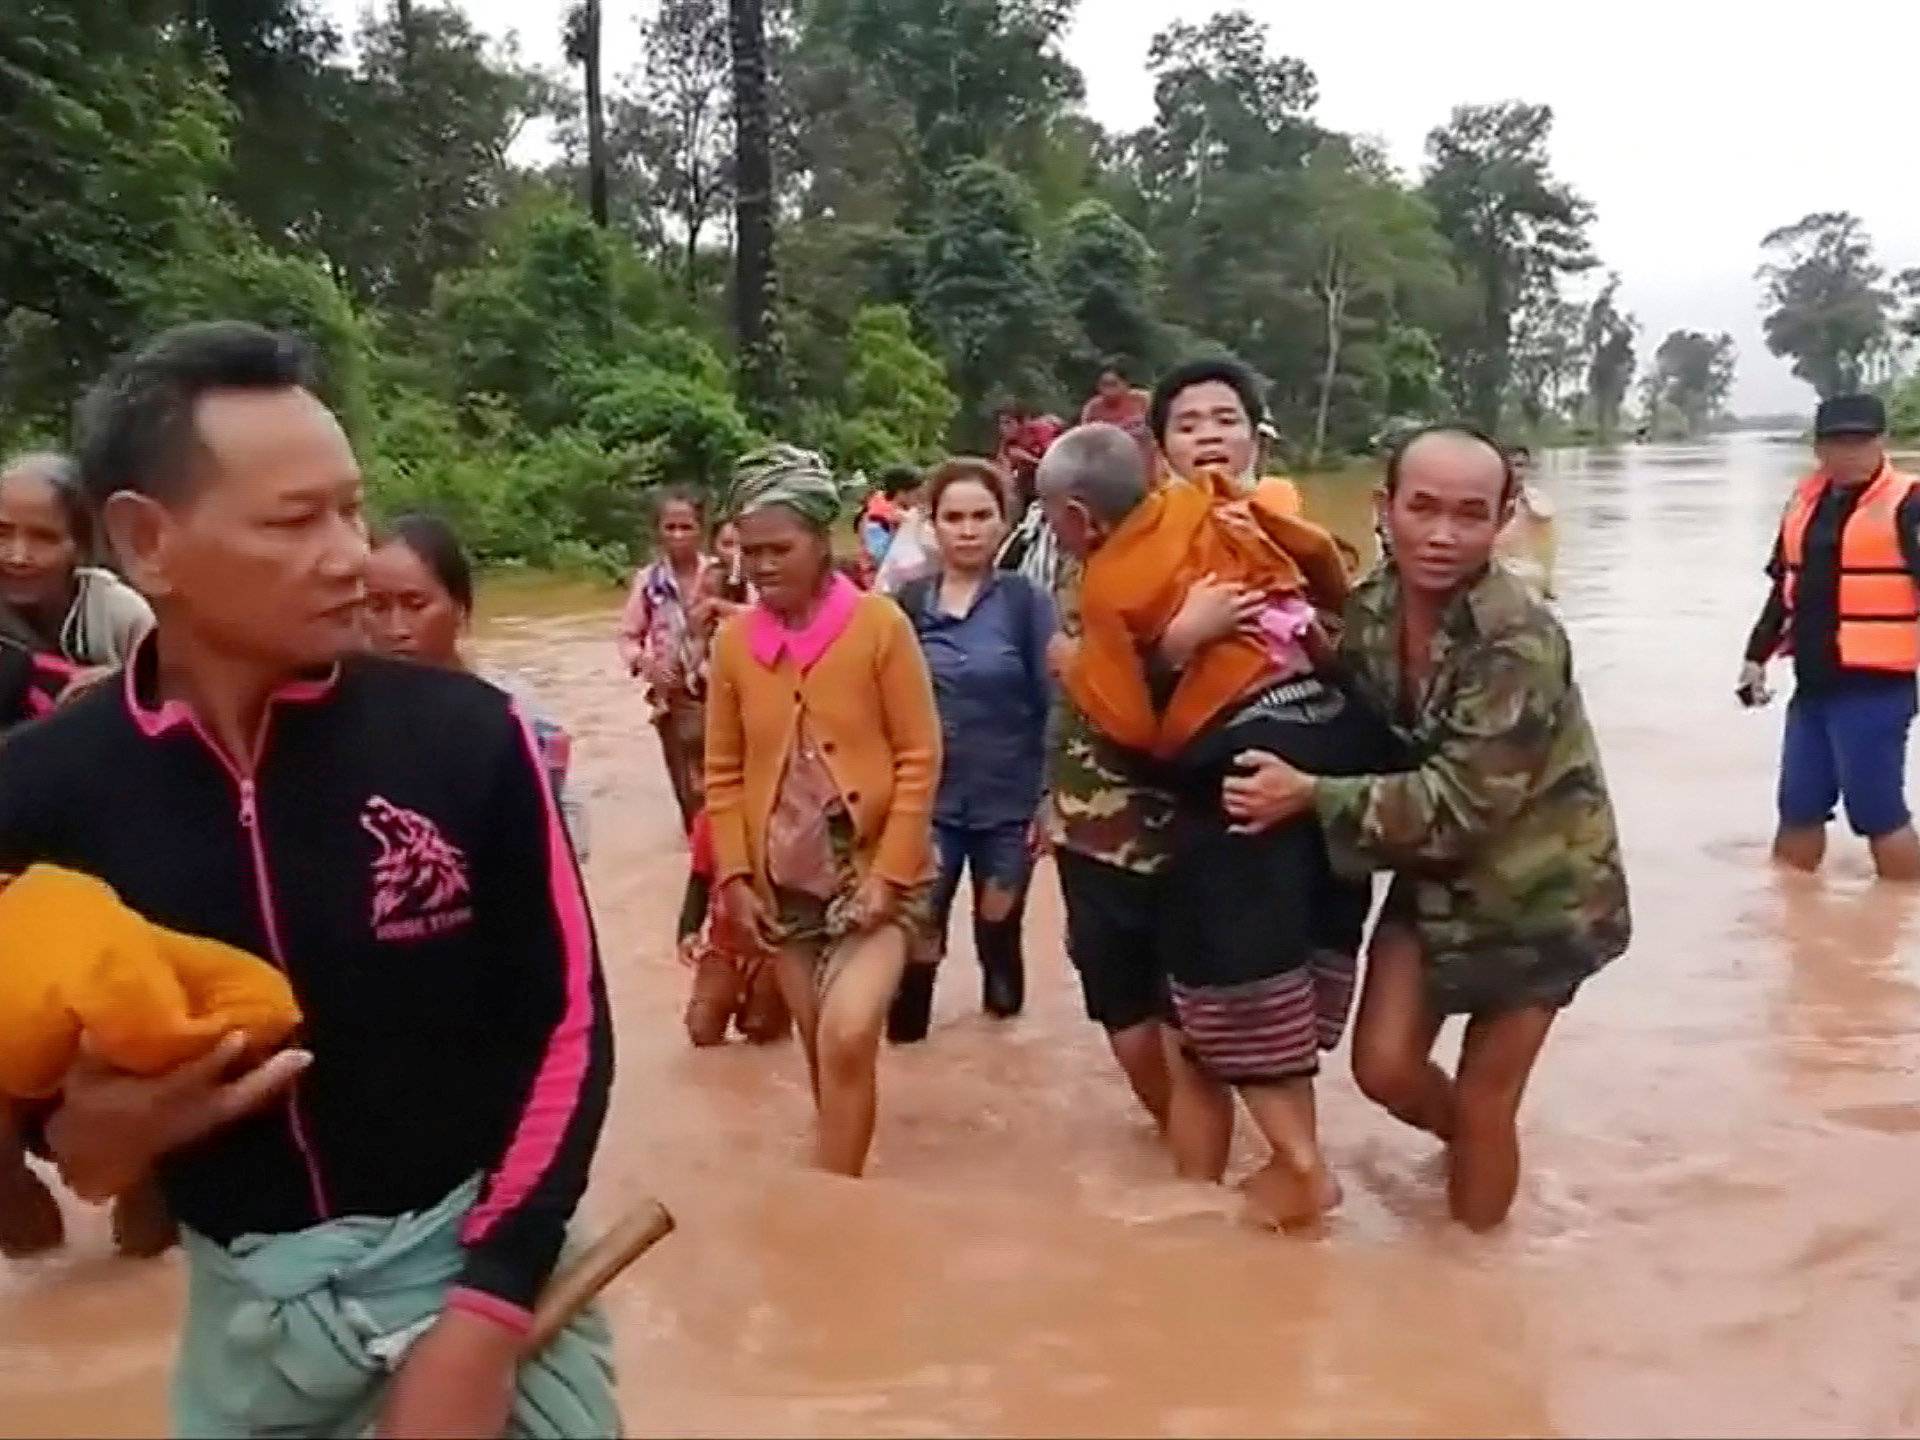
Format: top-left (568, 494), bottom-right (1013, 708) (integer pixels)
top-left (705, 446), bottom-right (941, 1177)
top-left (619, 488), bottom-right (716, 829)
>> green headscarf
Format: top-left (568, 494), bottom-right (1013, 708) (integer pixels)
top-left (726, 443), bottom-right (843, 531)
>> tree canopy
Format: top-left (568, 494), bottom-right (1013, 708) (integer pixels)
top-left (1643, 329), bottom-right (1736, 438)
top-left (6, 1), bottom-right (1805, 572)
top-left (1758, 211), bottom-right (1892, 399)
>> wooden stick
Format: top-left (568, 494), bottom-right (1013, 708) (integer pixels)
top-left (526, 1200), bottom-right (675, 1353)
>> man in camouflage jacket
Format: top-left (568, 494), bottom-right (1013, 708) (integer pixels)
top-left (1223, 425), bottom-right (1629, 1232)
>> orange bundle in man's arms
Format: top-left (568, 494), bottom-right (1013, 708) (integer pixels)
top-left (0, 866), bottom-right (301, 1099)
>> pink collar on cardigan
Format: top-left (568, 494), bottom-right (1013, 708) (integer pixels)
top-left (746, 573), bottom-right (860, 673)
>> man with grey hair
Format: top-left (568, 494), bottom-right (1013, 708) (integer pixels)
top-left (1034, 423), bottom-right (1152, 533)
top-left (1033, 426), bottom-right (1179, 1131)
top-left (1031, 423), bottom-right (1270, 1140)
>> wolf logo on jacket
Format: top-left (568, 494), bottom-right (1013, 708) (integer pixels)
top-left (362, 796), bottom-right (473, 940)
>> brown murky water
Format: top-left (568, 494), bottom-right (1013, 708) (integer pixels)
top-left (8, 435), bottom-right (1920, 1437)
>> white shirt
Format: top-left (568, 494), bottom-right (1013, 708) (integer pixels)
top-left (874, 509), bottom-right (938, 595)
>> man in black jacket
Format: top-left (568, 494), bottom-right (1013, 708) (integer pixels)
top-left (0, 322), bottom-right (615, 1436)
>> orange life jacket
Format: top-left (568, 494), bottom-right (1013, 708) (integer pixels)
top-left (1780, 465), bottom-right (1920, 674)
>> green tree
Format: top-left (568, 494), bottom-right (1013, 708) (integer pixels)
top-left (1050, 200), bottom-right (1162, 390)
top-left (1125, 13), bottom-right (1323, 433)
top-left (1645, 329), bottom-right (1735, 437)
top-left (1134, 10), bottom-right (1320, 205)
top-left (577, 364), bottom-right (754, 495)
top-left (730, 0), bottom-right (781, 418)
top-left (138, 215), bottom-right (374, 441)
top-left (1508, 294), bottom-right (1586, 429)
top-left (1889, 371), bottom-right (1920, 438)
top-left (1894, 267), bottom-right (1920, 345)
top-left (0, 4), bottom-right (228, 430)
top-left (181, 0), bottom-right (364, 255)
top-left (778, 218), bottom-right (919, 410)
top-left (1758, 211), bottom-right (1890, 397)
top-left (915, 161), bottom-right (1070, 421)
top-left (562, 2), bottom-right (610, 226)
top-left (1378, 324), bottom-right (1448, 419)
top-left (1422, 101), bottom-right (1594, 428)
top-left (427, 194), bottom-right (678, 430)
top-left (331, 3), bottom-right (550, 313)
top-left (777, 21), bottom-right (915, 228)
top-left (1582, 275), bottom-right (1636, 438)
top-left (619, 0), bottom-right (735, 293)
top-left (1294, 140), bottom-right (1455, 462)
top-left (367, 389), bottom-right (652, 570)
top-left (803, 0), bottom-right (1081, 206)
top-left (814, 303), bottom-right (957, 471)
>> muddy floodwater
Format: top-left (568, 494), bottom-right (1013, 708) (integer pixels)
top-left (8, 434), bottom-right (1920, 1437)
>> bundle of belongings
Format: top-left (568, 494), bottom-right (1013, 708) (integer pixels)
top-left (0, 864), bottom-right (300, 1100)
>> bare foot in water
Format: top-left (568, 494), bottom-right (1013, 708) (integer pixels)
top-left (1239, 1160), bottom-right (1330, 1234)
top-left (111, 1180), bottom-right (178, 1259)
top-left (0, 1166), bottom-right (65, 1258)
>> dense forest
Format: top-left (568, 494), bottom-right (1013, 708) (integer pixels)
top-left (4, 2), bottom-right (1918, 569)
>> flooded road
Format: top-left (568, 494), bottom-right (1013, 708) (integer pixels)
top-left (8, 433), bottom-right (1920, 1436)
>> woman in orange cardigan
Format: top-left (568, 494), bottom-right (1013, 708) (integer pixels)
top-left (706, 446), bottom-right (942, 1176)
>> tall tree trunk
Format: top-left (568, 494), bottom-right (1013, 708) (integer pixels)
top-left (730, 0), bottom-right (779, 419)
top-left (1473, 253), bottom-right (1508, 430)
top-left (395, 0), bottom-right (415, 79)
top-left (1311, 254), bottom-right (1344, 467)
top-left (582, 0), bottom-right (608, 227)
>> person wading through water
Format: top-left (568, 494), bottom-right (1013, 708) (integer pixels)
top-left (0, 321), bottom-right (616, 1436)
top-left (886, 459), bottom-right (1055, 1043)
top-left (1741, 393), bottom-right (1920, 882)
top-left (620, 487), bottom-right (715, 833)
top-left (704, 445), bottom-right (942, 1176)
top-left (1222, 425), bottom-right (1630, 1231)
top-left (365, 513), bottom-right (589, 859)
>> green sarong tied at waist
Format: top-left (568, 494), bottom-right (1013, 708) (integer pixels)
top-left (172, 1176), bottom-right (619, 1439)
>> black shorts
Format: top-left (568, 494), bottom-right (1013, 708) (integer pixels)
top-left (1055, 848), bottom-right (1169, 1033)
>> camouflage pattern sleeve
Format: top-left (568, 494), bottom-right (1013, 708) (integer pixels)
top-left (1317, 623), bottom-right (1568, 874)
top-left (1041, 554), bottom-right (1174, 874)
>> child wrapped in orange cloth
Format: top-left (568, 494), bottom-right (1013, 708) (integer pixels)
top-left (1061, 467), bottom-right (1352, 759)
top-left (0, 865), bottom-right (300, 1099)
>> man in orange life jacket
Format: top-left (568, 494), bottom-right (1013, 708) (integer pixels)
top-left (1741, 393), bottom-right (1920, 881)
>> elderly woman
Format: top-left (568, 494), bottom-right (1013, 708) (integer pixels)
top-left (705, 445), bottom-right (943, 1176)
top-left (619, 488), bottom-right (718, 831)
top-left (0, 451), bottom-right (151, 671)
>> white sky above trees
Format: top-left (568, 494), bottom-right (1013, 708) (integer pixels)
top-left (322, 0), bottom-right (1920, 414)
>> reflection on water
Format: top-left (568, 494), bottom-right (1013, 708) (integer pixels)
top-left (7, 435), bottom-right (1920, 1435)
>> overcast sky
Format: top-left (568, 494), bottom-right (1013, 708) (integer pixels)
top-left (321, 0), bottom-right (1920, 413)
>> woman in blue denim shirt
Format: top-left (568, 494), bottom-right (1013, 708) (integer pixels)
top-left (888, 459), bottom-right (1056, 1042)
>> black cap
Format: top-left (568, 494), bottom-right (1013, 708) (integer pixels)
top-left (1814, 393), bottom-right (1887, 438)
